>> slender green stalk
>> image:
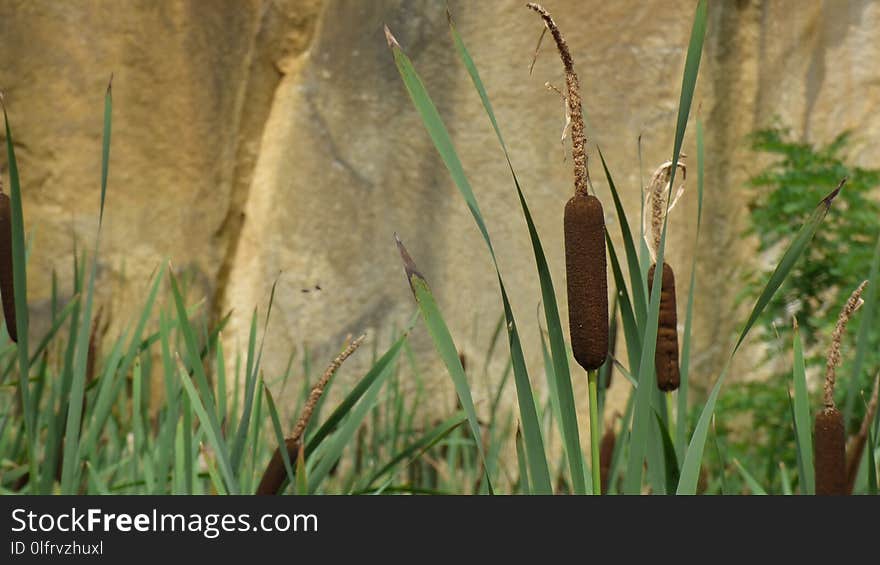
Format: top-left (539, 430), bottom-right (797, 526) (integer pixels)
top-left (588, 370), bottom-right (601, 495)
top-left (666, 392), bottom-right (675, 441)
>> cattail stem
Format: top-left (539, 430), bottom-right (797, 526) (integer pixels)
top-left (588, 370), bottom-right (601, 495)
top-left (666, 392), bottom-right (675, 440)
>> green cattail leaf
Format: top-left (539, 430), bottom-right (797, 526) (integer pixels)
top-left (79, 328), bottom-right (129, 457)
top-left (388, 28), bottom-right (553, 493)
top-left (115, 263), bottom-right (165, 391)
top-left (734, 181), bottom-right (843, 353)
top-left (448, 13), bottom-right (586, 492)
top-left (624, 217), bottom-right (668, 493)
top-left (599, 149), bottom-right (648, 328)
top-left (395, 237), bottom-right (495, 492)
top-left (263, 384), bottom-right (295, 494)
top-left (676, 118), bottom-right (705, 460)
top-left (668, 0), bottom-right (707, 192)
top-left (654, 410), bottom-right (680, 494)
top-left (606, 233), bottom-right (642, 372)
top-left (733, 458), bottom-right (768, 495)
top-left (307, 357), bottom-right (393, 493)
top-left (167, 268), bottom-right (232, 490)
top-left (175, 359), bottom-right (237, 493)
top-left (99, 76), bottom-right (112, 226)
top-left (515, 428), bottom-right (531, 495)
top-left (231, 308), bottom-right (259, 472)
top-left (779, 462), bottom-right (793, 495)
top-left (792, 321), bottom-right (814, 494)
top-left (678, 183), bottom-right (841, 494)
top-left (787, 391), bottom-right (807, 494)
top-left (28, 292), bottom-right (79, 368)
top-left (2, 96), bottom-right (35, 486)
top-left (304, 333), bottom-right (406, 454)
top-left (295, 441), bottom-right (308, 495)
top-left (845, 231), bottom-right (880, 423)
top-left (364, 412), bottom-right (466, 490)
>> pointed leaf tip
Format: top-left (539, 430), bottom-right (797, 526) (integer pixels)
top-left (394, 233), bottom-right (424, 289)
top-left (384, 25), bottom-right (399, 49)
top-left (822, 178), bottom-right (846, 208)
top-left (107, 73), bottom-right (114, 94)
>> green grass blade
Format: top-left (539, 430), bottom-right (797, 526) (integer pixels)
top-left (307, 358), bottom-right (394, 492)
top-left (263, 383), bottom-right (295, 493)
top-left (606, 234), bottom-right (642, 372)
top-left (175, 358), bottom-right (237, 493)
top-left (167, 269), bottom-right (223, 430)
top-left (364, 412), bottom-right (466, 489)
top-left (1, 97), bottom-right (35, 486)
top-left (295, 445), bottom-right (308, 495)
top-left (99, 77), bottom-right (112, 226)
top-left (623, 226), bottom-right (666, 494)
top-left (654, 410), bottom-right (680, 494)
top-left (779, 462), bottom-right (793, 495)
top-left (599, 149), bottom-right (647, 327)
top-left (733, 458), bottom-right (767, 495)
top-left (676, 118), bottom-right (705, 460)
top-left (677, 184), bottom-right (842, 494)
top-left (395, 236), bottom-right (496, 492)
top-left (231, 309), bottom-right (259, 472)
top-left (791, 321), bottom-right (814, 494)
top-left (305, 332), bottom-right (407, 453)
top-left (845, 231), bottom-right (880, 423)
top-left (734, 182), bottom-right (843, 354)
top-left (667, 0), bottom-right (707, 191)
top-left (515, 427), bottom-right (530, 495)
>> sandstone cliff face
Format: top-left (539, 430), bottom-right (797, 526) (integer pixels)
top-left (2, 1), bottom-right (879, 423)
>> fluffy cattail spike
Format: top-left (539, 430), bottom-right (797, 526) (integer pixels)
top-left (823, 280), bottom-right (868, 409)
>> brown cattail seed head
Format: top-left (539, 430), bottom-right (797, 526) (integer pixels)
top-left (255, 439), bottom-right (300, 495)
top-left (648, 262), bottom-right (680, 391)
top-left (0, 190), bottom-right (16, 343)
top-left (564, 194), bottom-right (608, 372)
top-left (814, 407), bottom-right (846, 495)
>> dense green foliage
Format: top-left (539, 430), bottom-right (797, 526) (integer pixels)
top-left (715, 127), bottom-right (880, 490)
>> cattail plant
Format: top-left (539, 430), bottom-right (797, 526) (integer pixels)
top-left (814, 280), bottom-right (867, 495)
top-left (528, 2), bottom-right (607, 495)
top-left (644, 161), bottom-right (686, 393)
top-left (0, 179), bottom-right (16, 342)
top-left (256, 334), bottom-right (365, 495)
